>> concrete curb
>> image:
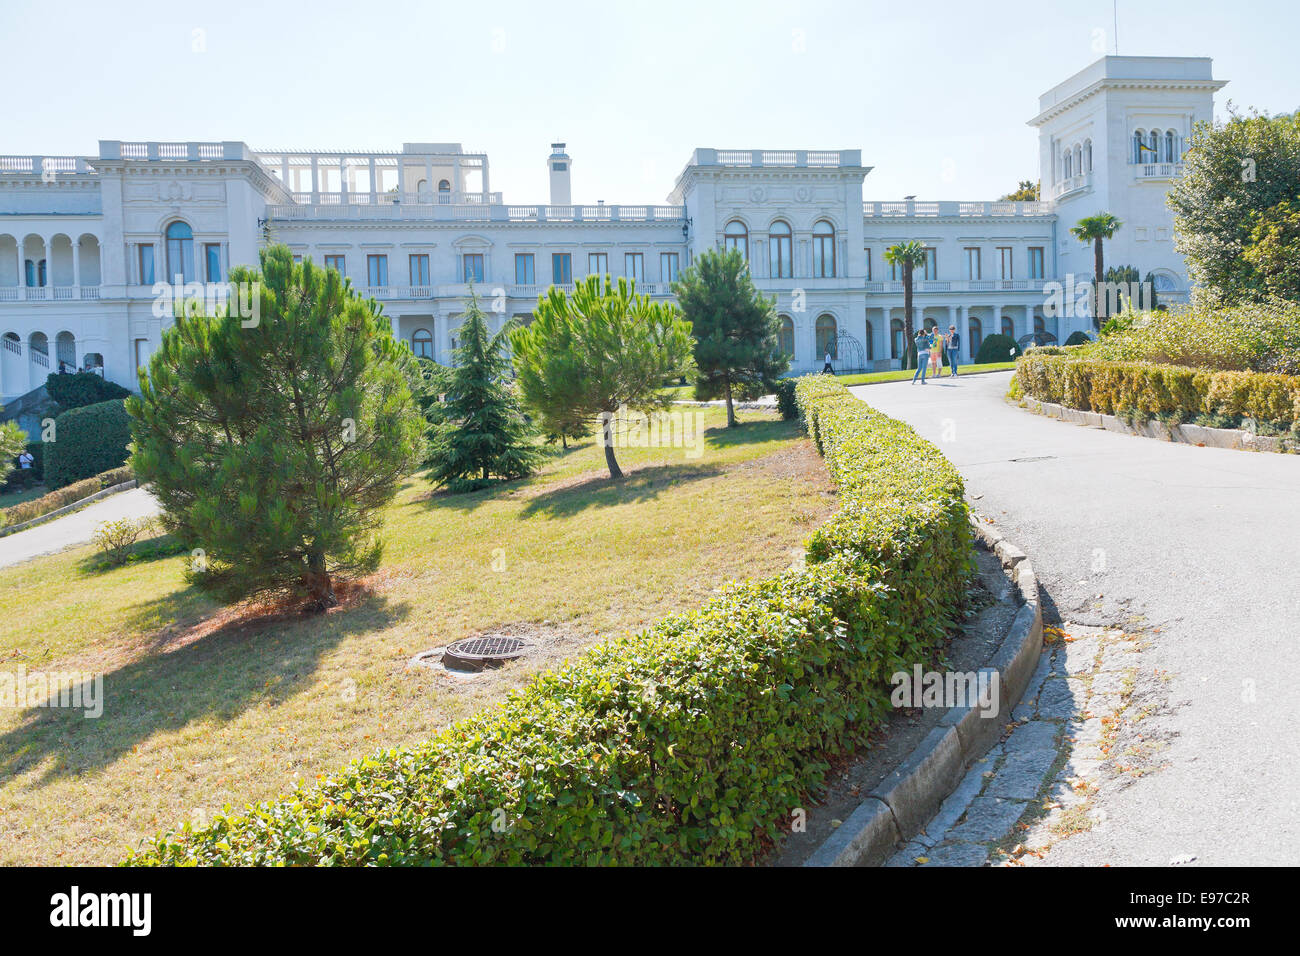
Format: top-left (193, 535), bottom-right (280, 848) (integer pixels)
top-left (804, 513), bottom-right (1043, 867)
top-left (1022, 396), bottom-right (1296, 455)
top-left (0, 479), bottom-right (139, 539)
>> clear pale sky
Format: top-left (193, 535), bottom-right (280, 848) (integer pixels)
top-left (3, 0), bottom-right (1297, 204)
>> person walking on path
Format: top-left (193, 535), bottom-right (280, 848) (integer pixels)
top-left (822, 348), bottom-right (834, 375)
top-left (912, 329), bottom-right (931, 383)
top-left (946, 324), bottom-right (961, 376)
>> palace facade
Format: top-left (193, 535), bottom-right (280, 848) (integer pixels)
top-left (0, 54), bottom-right (1226, 407)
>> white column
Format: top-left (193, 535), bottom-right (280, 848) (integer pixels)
top-left (992, 303), bottom-right (1003, 340)
top-left (15, 239), bottom-right (24, 300)
top-left (310, 155), bottom-right (319, 201)
top-left (72, 238), bottom-right (81, 288)
top-left (42, 237), bottom-right (51, 286)
top-left (368, 157), bottom-right (378, 202)
top-left (424, 159), bottom-right (433, 199)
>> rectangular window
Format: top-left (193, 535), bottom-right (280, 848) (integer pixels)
top-left (138, 245), bottom-right (155, 285)
top-left (998, 247), bottom-right (1013, 280)
top-left (890, 260), bottom-right (899, 282)
top-left (965, 247), bottom-right (981, 280)
top-left (588, 252), bottom-right (608, 276)
top-left (923, 248), bottom-right (937, 280)
top-left (462, 253), bottom-right (484, 283)
top-left (514, 253), bottom-right (535, 285)
top-left (865, 248), bottom-right (872, 281)
top-left (205, 243), bottom-right (222, 282)
top-left (661, 252), bottom-right (679, 283)
top-left (324, 254), bottom-right (345, 276)
top-left (552, 253), bottom-right (572, 285)
top-left (624, 252), bottom-right (644, 281)
top-left (1028, 247), bottom-right (1044, 279)
top-left (293, 254), bottom-right (303, 265)
top-left (409, 254), bottom-right (430, 286)
top-left (367, 254), bottom-right (388, 287)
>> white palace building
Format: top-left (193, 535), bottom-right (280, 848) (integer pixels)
top-left (0, 55), bottom-right (1225, 408)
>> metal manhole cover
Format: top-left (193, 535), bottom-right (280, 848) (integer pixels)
top-left (442, 635), bottom-right (528, 671)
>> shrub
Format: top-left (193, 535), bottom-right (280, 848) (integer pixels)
top-left (0, 466), bottom-right (132, 529)
top-left (44, 400), bottom-right (131, 490)
top-left (1016, 350), bottom-right (1300, 430)
top-left (773, 378), bottom-right (799, 421)
top-left (127, 378), bottom-right (971, 867)
top-left (45, 371), bottom-right (131, 412)
top-left (975, 333), bottom-right (1022, 364)
top-left (92, 517), bottom-right (156, 567)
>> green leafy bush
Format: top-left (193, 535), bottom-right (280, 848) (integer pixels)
top-left (45, 400), bottom-right (132, 490)
top-left (773, 378), bottom-right (799, 421)
top-left (975, 333), bottom-right (1022, 364)
top-left (1016, 350), bottom-right (1300, 430)
top-left (127, 377), bottom-right (971, 866)
top-left (1081, 299), bottom-right (1300, 373)
top-left (45, 371), bottom-right (131, 412)
top-left (92, 516), bottom-right (156, 567)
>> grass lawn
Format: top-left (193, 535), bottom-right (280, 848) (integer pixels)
top-left (0, 484), bottom-right (49, 511)
top-left (0, 406), bottom-right (835, 865)
top-left (659, 362), bottom-right (1016, 401)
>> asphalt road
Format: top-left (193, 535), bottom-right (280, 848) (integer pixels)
top-left (851, 370), bottom-right (1300, 866)
top-left (0, 486), bottom-right (160, 570)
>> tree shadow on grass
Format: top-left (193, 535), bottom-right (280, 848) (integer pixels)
top-left (517, 462), bottom-right (726, 519)
top-left (0, 588), bottom-right (410, 791)
top-left (695, 416), bottom-right (800, 449)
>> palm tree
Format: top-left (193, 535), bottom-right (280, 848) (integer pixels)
top-left (1070, 213), bottom-right (1123, 330)
top-left (884, 241), bottom-right (929, 368)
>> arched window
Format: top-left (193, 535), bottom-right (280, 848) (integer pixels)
top-left (1148, 131), bottom-right (1159, 163)
top-left (968, 317), bottom-right (983, 355)
top-left (812, 221), bottom-right (836, 277)
top-left (1063, 150), bottom-right (1073, 179)
top-left (165, 221), bottom-right (194, 282)
top-left (1074, 145), bottom-right (1083, 177)
top-left (412, 328), bottom-right (433, 359)
top-left (815, 314), bottom-right (837, 360)
top-left (769, 221), bottom-right (793, 279)
top-left (723, 220), bottom-right (748, 260)
top-left (56, 331), bottom-right (76, 372)
top-left (778, 315), bottom-right (795, 357)
top-left (923, 316), bottom-right (938, 333)
top-left (1084, 139), bottom-right (1093, 173)
top-left (1034, 315), bottom-right (1045, 334)
top-left (437, 179), bottom-right (451, 204)
top-left (1166, 130), bottom-right (1177, 164)
top-left (890, 319), bottom-right (905, 360)
top-left (1133, 130), bottom-right (1145, 164)
top-left (1002, 316), bottom-right (1015, 338)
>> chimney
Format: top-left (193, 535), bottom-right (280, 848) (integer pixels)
top-left (548, 143), bottom-right (571, 206)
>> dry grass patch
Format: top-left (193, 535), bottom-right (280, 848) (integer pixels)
top-left (0, 408), bottom-right (835, 864)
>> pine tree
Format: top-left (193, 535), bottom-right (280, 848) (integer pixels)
top-left (670, 247), bottom-right (788, 427)
top-left (511, 275), bottom-right (695, 480)
top-left (426, 293), bottom-right (543, 492)
top-left (127, 244), bottom-right (425, 610)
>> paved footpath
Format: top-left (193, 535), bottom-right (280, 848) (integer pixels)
top-left (852, 371), bottom-right (1300, 866)
top-left (0, 486), bottom-right (160, 570)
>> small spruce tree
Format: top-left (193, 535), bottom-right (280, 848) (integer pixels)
top-left (426, 293), bottom-right (543, 492)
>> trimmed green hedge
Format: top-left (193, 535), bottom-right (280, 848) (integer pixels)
top-left (0, 465), bottom-right (133, 529)
top-left (127, 376), bottom-right (971, 866)
top-left (44, 400), bottom-right (132, 490)
top-left (1016, 351), bottom-right (1300, 429)
top-left (45, 371), bottom-right (131, 412)
top-left (976, 333), bottom-right (1022, 364)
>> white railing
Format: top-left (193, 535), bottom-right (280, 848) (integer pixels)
top-left (0, 155), bottom-right (95, 175)
top-left (289, 190), bottom-right (503, 206)
top-left (1053, 173), bottom-right (1091, 198)
top-left (1135, 163), bottom-right (1184, 180)
top-left (865, 200), bottom-right (1050, 218)
top-left (866, 278), bottom-right (1051, 294)
top-left (268, 203), bottom-right (685, 223)
top-left (700, 148), bottom-right (856, 167)
top-left (0, 285), bottom-right (103, 302)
